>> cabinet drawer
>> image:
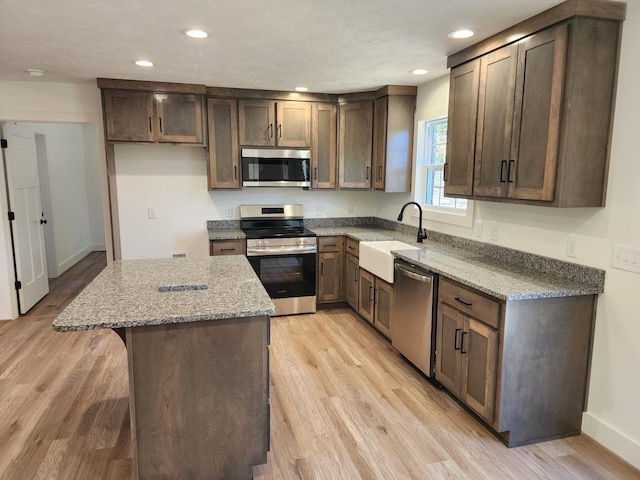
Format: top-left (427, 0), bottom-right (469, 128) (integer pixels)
top-left (318, 236), bottom-right (342, 252)
top-left (345, 238), bottom-right (359, 257)
top-left (210, 239), bottom-right (246, 256)
top-left (439, 279), bottom-right (500, 329)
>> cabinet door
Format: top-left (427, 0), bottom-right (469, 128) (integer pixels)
top-left (207, 98), bottom-right (240, 189)
top-left (318, 252), bottom-right (342, 303)
top-left (435, 303), bottom-right (464, 397)
top-left (445, 60), bottom-right (480, 196)
top-left (311, 103), bottom-right (337, 189)
top-left (103, 90), bottom-right (155, 142)
top-left (461, 317), bottom-right (499, 423)
top-left (372, 96), bottom-right (388, 190)
top-left (374, 278), bottom-right (393, 338)
top-left (276, 101), bottom-right (311, 147)
top-left (239, 100), bottom-right (275, 146)
top-left (474, 44), bottom-right (518, 198)
top-left (155, 93), bottom-right (205, 144)
top-left (508, 25), bottom-right (567, 201)
top-left (339, 101), bottom-right (373, 189)
top-left (345, 253), bottom-right (359, 310)
top-left (358, 269), bottom-right (375, 324)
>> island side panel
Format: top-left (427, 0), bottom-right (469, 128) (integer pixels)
top-left (126, 315), bottom-right (270, 480)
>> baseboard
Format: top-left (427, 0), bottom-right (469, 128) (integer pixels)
top-left (582, 412), bottom-right (640, 470)
top-left (57, 245), bottom-right (93, 275)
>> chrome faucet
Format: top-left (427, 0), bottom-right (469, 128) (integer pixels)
top-left (397, 201), bottom-right (427, 243)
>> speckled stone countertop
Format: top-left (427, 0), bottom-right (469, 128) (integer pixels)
top-left (207, 219), bottom-right (605, 301)
top-left (53, 256), bottom-right (275, 332)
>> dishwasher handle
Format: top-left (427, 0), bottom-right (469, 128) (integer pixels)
top-left (395, 263), bottom-right (432, 283)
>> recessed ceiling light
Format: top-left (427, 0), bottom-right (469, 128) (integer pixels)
top-left (295, 87), bottom-right (308, 92)
top-left (448, 29), bottom-right (475, 39)
top-left (27, 68), bottom-right (46, 77)
top-left (134, 60), bottom-right (154, 67)
top-left (182, 29), bottom-right (209, 39)
top-left (411, 69), bottom-right (429, 75)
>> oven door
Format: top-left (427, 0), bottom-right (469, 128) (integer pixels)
top-left (247, 252), bottom-right (316, 315)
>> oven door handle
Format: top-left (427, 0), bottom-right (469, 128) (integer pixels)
top-left (246, 245), bottom-right (317, 256)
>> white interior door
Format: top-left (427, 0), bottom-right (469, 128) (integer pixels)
top-left (2, 122), bottom-right (49, 313)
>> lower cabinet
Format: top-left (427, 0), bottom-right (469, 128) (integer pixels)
top-left (345, 252), bottom-right (359, 310)
top-left (358, 268), bottom-right (393, 338)
top-left (317, 236), bottom-right (344, 304)
top-left (210, 239), bottom-right (246, 256)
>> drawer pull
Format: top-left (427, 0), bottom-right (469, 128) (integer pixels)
top-left (460, 331), bottom-right (468, 354)
top-left (348, 245), bottom-right (355, 250)
top-left (221, 248), bottom-right (236, 252)
top-left (454, 328), bottom-right (461, 351)
top-left (455, 297), bottom-right (473, 307)
top-left (324, 244), bottom-right (336, 247)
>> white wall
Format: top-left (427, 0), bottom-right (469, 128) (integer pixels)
top-left (0, 81), bottom-right (108, 320)
top-left (115, 144), bottom-right (376, 259)
top-left (380, 5), bottom-right (640, 468)
top-left (83, 124), bottom-right (106, 249)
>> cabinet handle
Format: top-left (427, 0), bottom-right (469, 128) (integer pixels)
top-left (314, 167), bottom-right (318, 180)
top-left (500, 160), bottom-right (507, 183)
top-left (508, 160), bottom-right (515, 183)
top-left (368, 286), bottom-right (373, 302)
top-left (443, 163), bottom-right (448, 182)
top-left (373, 288), bottom-right (378, 304)
top-left (159, 117), bottom-right (163, 134)
top-left (321, 262), bottom-right (324, 275)
top-left (268, 124), bottom-right (273, 139)
top-left (278, 124), bottom-right (282, 139)
top-left (366, 167), bottom-right (370, 180)
top-left (454, 328), bottom-right (461, 350)
top-left (455, 297), bottom-right (473, 307)
top-left (234, 165), bottom-right (237, 180)
top-left (354, 267), bottom-right (359, 282)
top-left (148, 117), bottom-right (152, 133)
top-left (377, 165), bottom-right (382, 180)
top-left (460, 331), bottom-right (468, 354)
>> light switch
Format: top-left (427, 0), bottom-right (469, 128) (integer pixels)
top-left (148, 207), bottom-right (158, 219)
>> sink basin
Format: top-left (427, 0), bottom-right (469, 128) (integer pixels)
top-left (359, 241), bottom-right (420, 283)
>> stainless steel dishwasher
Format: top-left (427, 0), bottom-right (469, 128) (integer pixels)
top-left (391, 260), bottom-right (437, 377)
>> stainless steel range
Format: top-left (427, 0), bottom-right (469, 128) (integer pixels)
top-left (240, 204), bottom-right (316, 316)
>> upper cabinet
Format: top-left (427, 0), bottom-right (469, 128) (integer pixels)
top-left (238, 100), bottom-right (311, 148)
top-left (100, 83), bottom-right (206, 146)
top-left (373, 93), bottom-right (416, 192)
top-left (311, 103), bottom-right (338, 189)
top-left (207, 98), bottom-right (240, 190)
top-left (339, 101), bottom-right (374, 189)
top-left (444, 0), bottom-right (625, 207)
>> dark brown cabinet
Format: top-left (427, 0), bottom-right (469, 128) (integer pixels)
top-left (372, 95), bottom-right (415, 192)
top-left (209, 239), bottom-right (246, 256)
top-left (445, 8), bottom-right (623, 207)
top-left (239, 100), bottom-right (311, 147)
top-left (103, 89), bottom-right (205, 145)
top-left (317, 236), bottom-right (344, 304)
top-left (207, 98), bottom-right (240, 189)
top-left (344, 238), bottom-right (360, 310)
top-left (339, 101), bottom-right (373, 189)
top-left (358, 268), bottom-right (393, 338)
top-left (311, 103), bottom-right (337, 189)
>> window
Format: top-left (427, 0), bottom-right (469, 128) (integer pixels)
top-left (414, 117), bottom-right (474, 227)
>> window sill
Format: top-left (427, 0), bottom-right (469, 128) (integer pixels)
top-left (410, 201), bottom-right (475, 228)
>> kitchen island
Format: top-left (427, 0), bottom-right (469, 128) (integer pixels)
top-left (53, 256), bottom-right (275, 480)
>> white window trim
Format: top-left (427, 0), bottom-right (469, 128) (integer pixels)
top-left (412, 117), bottom-right (475, 228)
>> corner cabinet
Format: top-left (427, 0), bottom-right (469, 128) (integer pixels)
top-left (238, 100), bottom-right (311, 148)
top-left (102, 89), bottom-right (206, 145)
top-left (339, 101), bottom-right (373, 189)
top-left (436, 277), bottom-right (598, 447)
top-left (207, 98), bottom-right (240, 189)
top-left (444, 4), bottom-right (624, 207)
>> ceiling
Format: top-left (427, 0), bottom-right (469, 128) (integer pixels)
top-left (0, 0), bottom-right (560, 93)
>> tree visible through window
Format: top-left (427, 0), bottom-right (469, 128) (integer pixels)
top-left (422, 118), bottom-right (467, 210)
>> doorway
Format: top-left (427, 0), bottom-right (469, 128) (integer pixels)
top-left (1, 121), bottom-right (106, 314)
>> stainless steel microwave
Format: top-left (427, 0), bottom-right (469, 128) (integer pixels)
top-left (241, 148), bottom-right (311, 187)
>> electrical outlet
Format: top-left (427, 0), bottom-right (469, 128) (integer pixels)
top-left (474, 221), bottom-right (483, 238)
top-left (224, 207), bottom-right (233, 218)
top-left (346, 204), bottom-right (353, 215)
top-left (611, 245), bottom-right (640, 273)
top-left (566, 236), bottom-right (578, 258)
top-left (316, 204), bottom-right (325, 217)
top-left (148, 207), bottom-right (158, 219)
top-left (488, 222), bottom-right (499, 241)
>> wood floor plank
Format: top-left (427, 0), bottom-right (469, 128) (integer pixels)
top-left (1, 255), bottom-right (639, 479)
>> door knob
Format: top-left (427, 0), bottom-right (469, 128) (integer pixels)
top-left (40, 218), bottom-right (47, 225)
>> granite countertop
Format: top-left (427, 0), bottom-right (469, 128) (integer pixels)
top-left (53, 256), bottom-right (275, 332)
top-left (207, 223), bottom-right (604, 301)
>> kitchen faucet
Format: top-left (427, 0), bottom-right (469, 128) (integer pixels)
top-left (397, 201), bottom-right (427, 243)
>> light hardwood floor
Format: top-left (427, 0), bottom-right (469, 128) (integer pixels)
top-left (0, 252), bottom-right (638, 479)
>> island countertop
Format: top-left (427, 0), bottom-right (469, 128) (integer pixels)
top-left (53, 256), bottom-right (275, 332)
